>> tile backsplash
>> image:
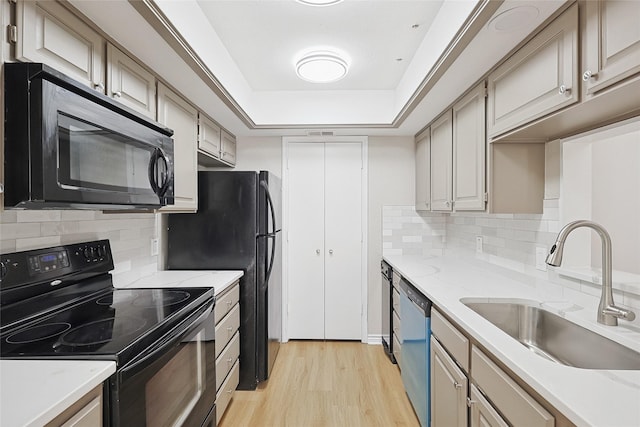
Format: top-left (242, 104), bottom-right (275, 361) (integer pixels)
top-left (382, 202), bottom-right (640, 315)
top-left (0, 210), bottom-right (158, 281)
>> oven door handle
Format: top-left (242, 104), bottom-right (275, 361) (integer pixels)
top-left (119, 301), bottom-right (213, 381)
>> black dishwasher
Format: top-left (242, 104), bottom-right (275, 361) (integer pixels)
top-left (381, 260), bottom-right (395, 362)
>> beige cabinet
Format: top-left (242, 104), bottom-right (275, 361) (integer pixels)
top-left (198, 113), bottom-right (222, 160)
top-left (430, 111), bottom-right (453, 212)
top-left (220, 130), bottom-right (237, 166)
top-left (15, 0), bottom-right (105, 90)
top-left (415, 130), bottom-right (430, 211)
top-left (471, 346), bottom-right (554, 427)
top-left (106, 44), bottom-right (156, 118)
top-left (157, 82), bottom-right (198, 212)
top-left (214, 281), bottom-right (241, 424)
top-left (431, 336), bottom-right (467, 427)
top-left (583, 0), bottom-right (640, 95)
top-left (487, 3), bottom-right (578, 139)
top-left (469, 384), bottom-right (508, 427)
top-left (392, 271), bottom-right (402, 367)
top-left (452, 83), bottom-right (486, 211)
top-left (45, 386), bottom-right (102, 427)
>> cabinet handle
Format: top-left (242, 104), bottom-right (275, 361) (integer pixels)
top-left (94, 82), bottom-right (104, 91)
top-left (226, 300), bottom-right (233, 307)
top-left (329, 249), bottom-right (334, 255)
top-left (558, 85), bottom-right (571, 96)
top-left (0, 183), bottom-right (4, 194)
top-left (582, 70), bottom-right (597, 82)
top-left (113, 91), bottom-right (122, 98)
top-left (466, 397), bottom-right (475, 407)
top-left (227, 357), bottom-right (234, 364)
top-left (453, 381), bottom-right (463, 389)
top-left (227, 326), bottom-right (233, 333)
top-left (445, 201), bottom-right (450, 208)
top-left (316, 249), bottom-right (321, 255)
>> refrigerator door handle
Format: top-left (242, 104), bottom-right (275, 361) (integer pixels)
top-left (264, 234), bottom-right (276, 291)
top-left (259, 180), bottom-right (278, 234)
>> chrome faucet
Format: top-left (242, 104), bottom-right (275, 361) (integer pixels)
top-left (546, 220), bottom-right (636, 326)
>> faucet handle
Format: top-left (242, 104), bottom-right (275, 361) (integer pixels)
top-left (602, 305), bottom-right (636, 323)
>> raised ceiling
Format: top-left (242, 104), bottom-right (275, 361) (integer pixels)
top-left (70, 0), bottom-right (567, 136)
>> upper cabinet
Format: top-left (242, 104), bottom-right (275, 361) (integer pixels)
top-left (198, 113), bottom-right (221, 161)
top-left (582, 0), bottom-right (640, 96)
top-left (487, 3), bottom-right (578, 140)
top-left (15, 0), bottom-right (105, 90)
top-left (157, 83), bottom-right (198, 212)
top-left (430, 111), bottom-right (453, 212)
top-left (106, 44), bottom-right (156, 118)
top-left (220, 130), bottom-right (237, 166)
top-left (415, 131), bottom-right (430, 212)
top-left (452, 83), bottom-right (486, 211)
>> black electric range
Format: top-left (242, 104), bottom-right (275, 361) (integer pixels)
top-left (0, 240), bottom-right (218, 426)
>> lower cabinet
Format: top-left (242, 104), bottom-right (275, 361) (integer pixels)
top-left (214, 282), bottom-right (240, 424)
top-left (45, 385), bottom-right (102, 427)
top-left (391, 271), bottom-right (402, 368)
top-left (430, 308), bottom-right (557, 427)
top-left (430, 336), bottom-right (467, 427)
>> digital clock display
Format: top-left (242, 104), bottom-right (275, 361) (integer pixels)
top-left (40, 254), bottom-right (57, 263)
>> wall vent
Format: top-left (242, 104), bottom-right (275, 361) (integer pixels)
top-left (306, 130), bottom-right (335, 137)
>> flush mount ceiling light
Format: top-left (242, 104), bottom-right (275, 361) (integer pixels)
top-left (296, 0), bottom-right (344, 6)
top-left (295, 51), bottom-right (349, 83)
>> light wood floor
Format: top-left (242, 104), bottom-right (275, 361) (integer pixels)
top-left (219, 341), bottom-right (420, 427)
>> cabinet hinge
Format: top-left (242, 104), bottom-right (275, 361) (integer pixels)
top-left (483, 192), bottom-right (488, 202)
top-left (8, 24), bottom-right (17, 44)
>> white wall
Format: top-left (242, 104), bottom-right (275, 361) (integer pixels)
top-left (367, 136), bottom-right (416, 337)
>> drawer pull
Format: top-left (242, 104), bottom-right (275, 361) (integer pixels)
top-left (227, 357), bottom-right (234, 364)
top-left (227, 300), bottom-right (233, 307)
top-left (227, 326), bottom-right (234, 334)
top-left (227, 389), bottom-right (233, 394)
top-left (453, 381), bottom-right (463, 389)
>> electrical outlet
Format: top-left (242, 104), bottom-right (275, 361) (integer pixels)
top-left (475, 236), bottom-right (483, 254)
top-left (150, 238), bottom-right (159, 256)
top-left (536, 246), bottom-right (548, 271)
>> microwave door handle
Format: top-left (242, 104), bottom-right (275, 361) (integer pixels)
top-left (156, 148), bottom-right (172, 197)
top-left (148, 148), bottom-right (161, 195)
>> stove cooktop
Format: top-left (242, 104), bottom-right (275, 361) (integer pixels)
top-left (0, 284), bottom-right (213, 366)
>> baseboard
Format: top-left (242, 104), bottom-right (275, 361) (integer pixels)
top-left (367, 334), bottom-right (382, 345)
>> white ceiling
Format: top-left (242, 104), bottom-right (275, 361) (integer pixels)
top-left (197, 0), bottom-right (444, 91)
top-left (70, 0), bottom-right (568, 136)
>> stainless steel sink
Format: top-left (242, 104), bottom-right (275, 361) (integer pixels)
top-left (462, 300), bottom-right (640, 370)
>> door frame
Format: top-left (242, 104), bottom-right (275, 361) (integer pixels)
top-left (282, 136), bottom-right (368, 343)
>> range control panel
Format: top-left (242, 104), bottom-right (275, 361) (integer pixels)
top-left (0, 240), bottom-right (113, 291)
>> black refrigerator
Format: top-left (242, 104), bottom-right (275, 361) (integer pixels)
top-left (167, 171), bottom-right (282, 390)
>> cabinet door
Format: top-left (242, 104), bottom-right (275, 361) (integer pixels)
top-left (453, 83), bottom-right (486, 211)
top-left (287, 143), bottom-right (325, 339)
top-left (157, 83), bottom-right (198, 212)
top-left (15, 0), bottom-right (104, 90)
top-left (469, 384), bottom-right (508, 427)
top-left (487, 3), bottom-right (578, 138)
top-left (220, 130), bottom-right (237, 166)
top-left (198, 114), bottom-right (221, 160)
top-left (431, 336), bottom-right (467, 427)
top-left (324, 142), bottom-right (363, 340)
top-left (430, 111), bottom-right (453, 212)
top-left (106, 44), bottom-right (156, 118)
top-left (415, 131), bottom-right (431, 211)
top-left (583, 0), bottom-right (640, 95)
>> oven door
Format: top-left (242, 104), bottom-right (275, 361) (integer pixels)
top-left (112, 303), bottom-right (216, 427)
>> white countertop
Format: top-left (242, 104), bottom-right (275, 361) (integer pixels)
top-left (0, 360), bottom-right (115, 427)
top-left (113, 269), bottom-right (244, 296)
top-left (0, 270), bottom-right (242, 427)
top-left (384, 253), bottom-right (640, 427)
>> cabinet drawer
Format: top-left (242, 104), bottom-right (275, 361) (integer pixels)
top-left (471, 346), bottom-right (554, 427)
top-left (432, 309), bottom-right (469, 372)
top-left (215, 283), bottom-right (240, 324)
top-left (392, 288), bottom-right (400, 314)
top-left (393, 334), bottom-right (401, 368)
top-left (392, 271), bottom-right (401, 290)
top-left (216, 360), bottom-right (240, 425)
top-left (392, 310), bottom-right (401, 342)
top-left (216, 331), bottom-right (240, 392)
top-left (215, 304), bottom-right (240, 358)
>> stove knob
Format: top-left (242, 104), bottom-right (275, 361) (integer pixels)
top-left (83, 247), bottom-right (91, 260)
top-left (0, 261), bottom-right (6, 280)
top-left (96, 246), bottom-right (103, 257)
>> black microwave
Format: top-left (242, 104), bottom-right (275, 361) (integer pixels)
top-left (4, 62), bottom-right (174, 210)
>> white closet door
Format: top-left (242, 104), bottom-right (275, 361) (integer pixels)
top-left (287, 143), bottom-right (325, 339)
top-left (324, 142), bottom-right (363, 340)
